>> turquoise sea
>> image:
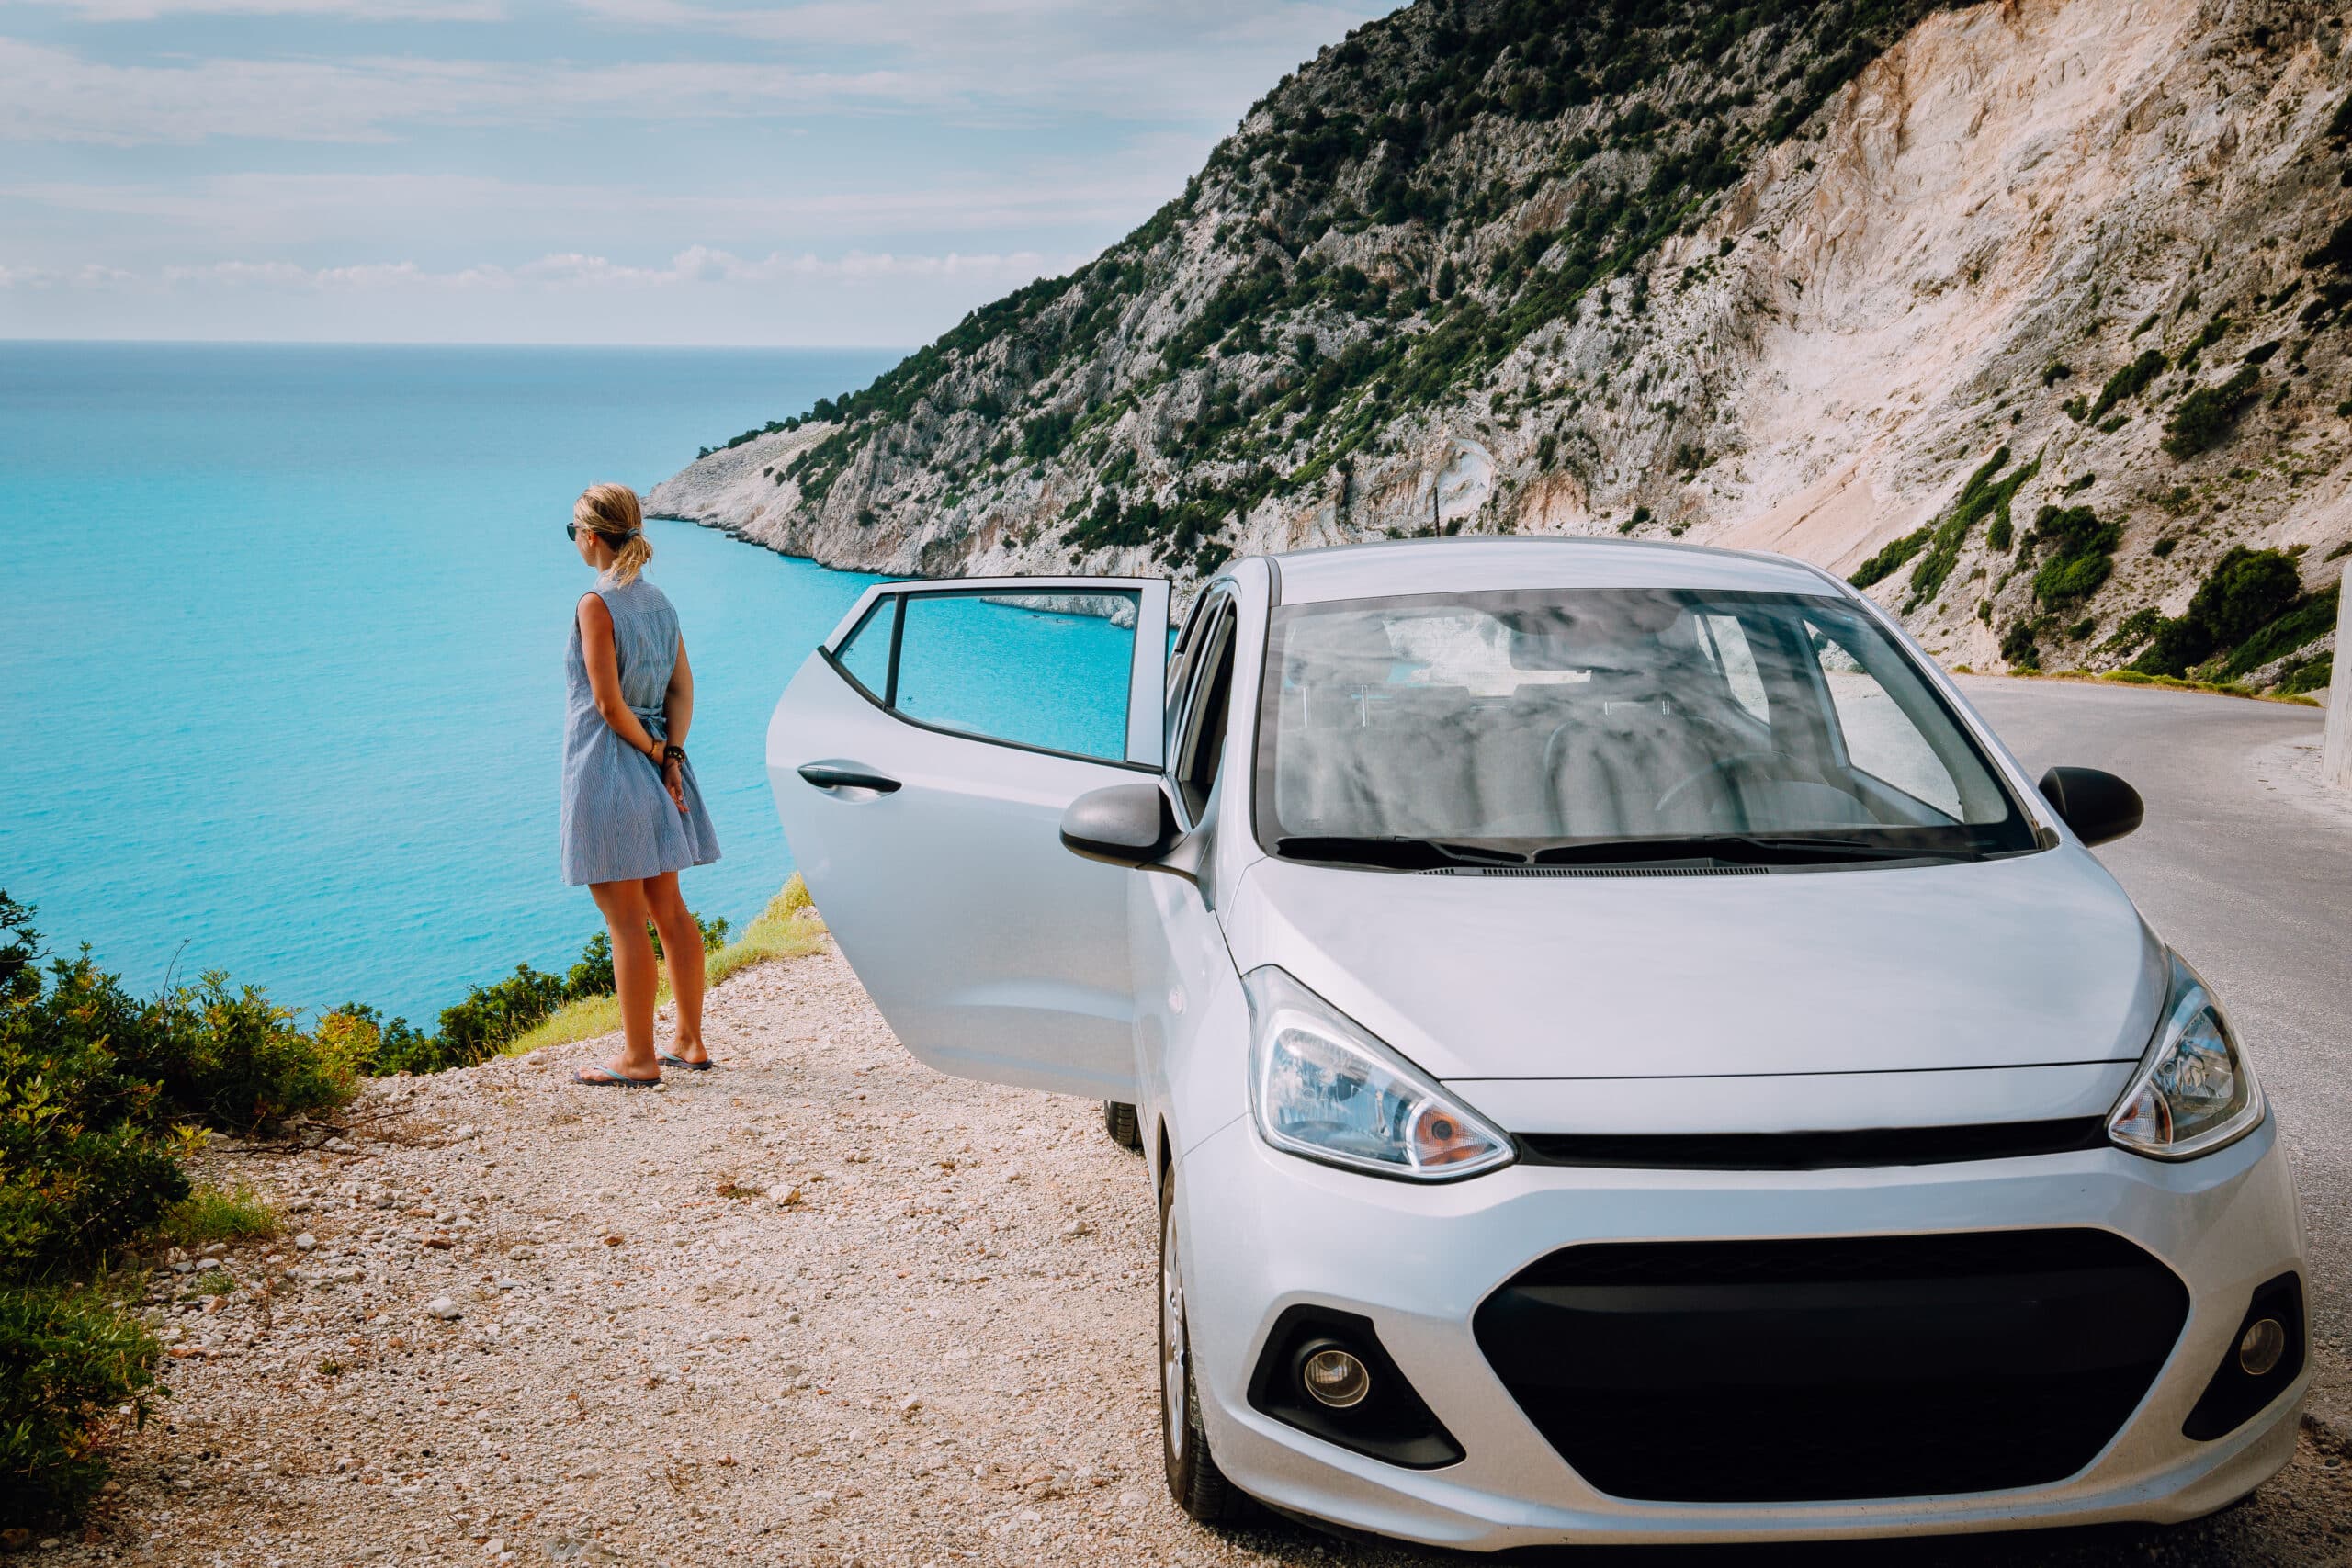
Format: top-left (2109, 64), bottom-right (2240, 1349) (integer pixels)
top-left (4, 342), bottom-right (906, 1024)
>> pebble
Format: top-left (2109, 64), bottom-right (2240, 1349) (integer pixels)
top-left (424, 1297), bottom-right (462, 1320)
top-left (293, 1232), bottom-right (318, 1252)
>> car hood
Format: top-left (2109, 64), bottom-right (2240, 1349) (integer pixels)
top-left (1227, 849), bottom-right (2166, 1090)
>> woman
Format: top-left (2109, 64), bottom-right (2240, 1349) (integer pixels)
top-left (560, 482), bottom-right (721, 1086)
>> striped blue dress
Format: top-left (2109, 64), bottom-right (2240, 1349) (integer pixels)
top-left (560, 574), bottom-right (721, 886)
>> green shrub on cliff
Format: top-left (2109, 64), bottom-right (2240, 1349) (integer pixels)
top-left (2162, 369), bottom-right (2263, 458)
top-left (3, 1282), bottom-right (162, 1527)
top-left (2132, 547), bottom-right (2310, 679)
top-left (0, 895), bottom-right (181, 1527)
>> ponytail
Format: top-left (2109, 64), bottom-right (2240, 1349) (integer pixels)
top-left (573, 482), bottom-right (653, 586)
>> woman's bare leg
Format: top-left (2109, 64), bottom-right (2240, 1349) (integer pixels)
top-left (589, 878), bottom-right (662, 1079)
top-left (644, 872), bottom-right (707, 1064)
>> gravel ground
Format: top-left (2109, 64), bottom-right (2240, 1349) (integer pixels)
top-left (31, 947), bottom-right (2352, 1567)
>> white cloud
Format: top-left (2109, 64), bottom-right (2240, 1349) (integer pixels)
top-left (17, 0), bottom-right (503, 18)
top-left (2, 165), bottom-right (1178, 243)
top-left (26, 244), bottom-right (1080, 291)
top-left (0, 38), bottom-right (918, 145)
top-left (0, 0), bottom-right (1388, 144)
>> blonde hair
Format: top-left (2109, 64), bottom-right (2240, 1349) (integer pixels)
top-left (574, 483), bottom-right (652, 585)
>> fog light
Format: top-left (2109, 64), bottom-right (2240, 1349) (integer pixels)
top-left (2239, 1316), bottom-right (2288, 1377)
top-left (1301, 1347), bottom-right (1370, 1408)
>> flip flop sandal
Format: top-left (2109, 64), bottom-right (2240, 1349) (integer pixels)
top-left (574, 1066), bottom-right (661, 1088)
top-left (658, 1054), bottom-right (716, 1072)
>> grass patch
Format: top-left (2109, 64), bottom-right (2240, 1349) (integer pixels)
top-left (505, 877), bottom-right (826, 1056)
top-left (158, 1186), bottom-right (277, 1248)
top-left (2096, 670), bottom-right (2318, 705)
top-left (188, 1269), bottom-right (235, 1298)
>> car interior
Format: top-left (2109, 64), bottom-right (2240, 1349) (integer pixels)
top-left (1267, 592), bottom-right (1979, 844)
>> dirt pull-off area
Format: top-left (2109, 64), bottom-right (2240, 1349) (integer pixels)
top-left (42, 947), bottom-right (2352, 1567)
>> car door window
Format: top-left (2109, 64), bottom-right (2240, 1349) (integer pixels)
top-left (840, 588), bottom-right (1141, 762)
top-left (1803, 620), bottom-right (1967, 821)
top-left (831, 595), bottom-right (897, 701)
top-left (1174, 606), bottom-right (1237, 820)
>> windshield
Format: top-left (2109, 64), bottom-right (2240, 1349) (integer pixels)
top-left (1254, 588), bottom-right (2036, 867)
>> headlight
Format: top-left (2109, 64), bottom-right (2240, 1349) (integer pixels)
top-left (1244, 966), bottom-right (1514, 1180)
top-left (2107, 953), bottom-right (2265, 1160)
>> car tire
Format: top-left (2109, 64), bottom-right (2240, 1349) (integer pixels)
top-left (1159, 1159), bottom-right (1248, 1525)
top-left (1103, 1100), bottom-right (1142, 1150)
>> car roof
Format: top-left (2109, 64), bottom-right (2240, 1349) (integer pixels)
top-left (1261, 536), bottom-right (1846, 604)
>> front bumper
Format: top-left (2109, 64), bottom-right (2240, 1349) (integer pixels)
top-left (1175, 1112), bottom-right (2307, 1549)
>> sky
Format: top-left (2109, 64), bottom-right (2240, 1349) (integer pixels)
top-left (2, 0), bottom-right (1393, 344)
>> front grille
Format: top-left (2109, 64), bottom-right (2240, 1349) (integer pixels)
top-left (1516, 1117), bottom-right (2111, 1171)
top-left (1417, 863), bottom-right (1768, 877)
top-left (1474, 1230), bottom-right (2188, 1504)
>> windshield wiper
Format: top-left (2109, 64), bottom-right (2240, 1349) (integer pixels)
top-left (1274, 836), bottom-right (1529, 870)
top-left (1530, 834), bottom-right (1983, 867)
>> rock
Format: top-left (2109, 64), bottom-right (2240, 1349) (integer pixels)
top-left (293, 1233), bottom-right (318, 1252)
top-left (323, 1137), bottom-right (357, 1153)
top-left (200, 1241), bottom-right (230, 1258)
top-left (424, 1298), bottom-right (463, 1321)
top-left (288, 1198), bottom-right (313, 1213)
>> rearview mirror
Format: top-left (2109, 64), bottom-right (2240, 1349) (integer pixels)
top-left (1061, 783), bottom-right (1182, 870)
top-left (2037, 766), bottom-right (2143, 847)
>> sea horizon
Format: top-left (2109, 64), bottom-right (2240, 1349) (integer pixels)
top-left (5, 340), bottom-right (908, 1023)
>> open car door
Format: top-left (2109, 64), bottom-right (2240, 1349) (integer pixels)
top-left (768, 576), bottom-right (1170, 1097)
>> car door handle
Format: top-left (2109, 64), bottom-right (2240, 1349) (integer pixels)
top-left (798, 761), bottom-right (902, 795)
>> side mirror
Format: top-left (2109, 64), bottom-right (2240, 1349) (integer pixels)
top-left (1060, 783), bottom-right (1182, 870)
top-left (2037, 766), bottom-right (2143, 847)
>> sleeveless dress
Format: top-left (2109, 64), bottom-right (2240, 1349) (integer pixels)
top-left (560, 574), bottom-right (721, 886)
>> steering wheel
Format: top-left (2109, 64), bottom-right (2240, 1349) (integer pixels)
top-left (1652, 750), bottom-right (1810, 829)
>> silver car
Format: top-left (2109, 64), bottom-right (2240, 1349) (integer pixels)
top-left (768, 538), bottom-right (2305, 1548)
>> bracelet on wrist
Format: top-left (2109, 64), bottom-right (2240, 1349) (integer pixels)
top-left (662, 744), bottom-right (687, 767)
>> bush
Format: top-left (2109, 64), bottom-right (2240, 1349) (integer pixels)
top-left (2133, 547), bottom-right (2307, 678)
top-left (0, 896), bottom-right (178, 1528)
top-left (2089, 348), bottom-right (2166, 421)
top-left (106, 975), bottom-right (359, 1133)
top-left (0, 932), bottom-right (189, 1283)
top-left (2000, 619), bottom-right (2041, 671)
top-left (2189, 547), bottom-right (2303, 647)
top-left (2162, 368), bottom-right (2263, 458)
top-left (1849, 526), bottom-right (1928, 588)
top-left (1, 1283), bottom-right (161, 1527)
top-left (2029, 504), bottom-right (2121, 605)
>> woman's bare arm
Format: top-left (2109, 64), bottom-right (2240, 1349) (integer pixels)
top-left (663, 636), bottom-right (694, 750)
top-left (579, 594), bottom-right (663, 763)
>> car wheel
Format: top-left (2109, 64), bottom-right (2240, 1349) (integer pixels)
top-left (1159, 1159), bottom-right (1247, 1525)
top-left (1103, 1100), bottom-right (1142, 1150)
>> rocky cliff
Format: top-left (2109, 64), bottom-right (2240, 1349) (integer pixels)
top-left (650, 0), bottom-right (2352, 685)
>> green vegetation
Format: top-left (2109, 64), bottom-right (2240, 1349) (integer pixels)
top-left (689, 0), bottom-right (1947, 566)
top-left (1904, 448), bottom-right (2040, 613)
top-left (509, 876), bottom-right (826, 1055)
top-left (2027, 504), bottom-right (2120, 606)
top-left (158, 1185), bottom-right (277, 1248)
top-left (2, 871), bottom-right (820, 1525)
top-left (3, 1282), bottom-right (161, 1524)
top-left (3, 894), bottom-right (179, 1524)
top-left (2088, 349), bottom-right (2166, 421)
top-left (2132, 547), bottom-right (2320, 682)
top-left (1849, 528), bottom-right (1928, 588)
top-left (2162, 368), bottom-right (2263, 458)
